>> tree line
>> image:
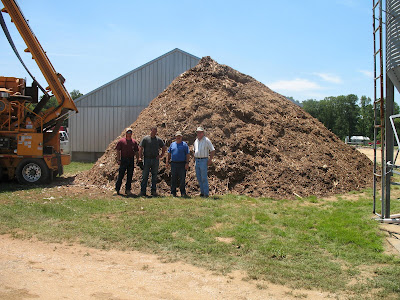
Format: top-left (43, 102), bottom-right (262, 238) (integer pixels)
top-left (301, 94), bottom-right (400, 141)
top-left (29, 89), bottom-right (83, 127)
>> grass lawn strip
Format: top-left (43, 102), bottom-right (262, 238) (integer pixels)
top-left (0, 186), bottom-right (400, 299)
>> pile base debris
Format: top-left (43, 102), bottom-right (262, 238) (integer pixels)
top-left (76, 57), bottom-right (372, 199)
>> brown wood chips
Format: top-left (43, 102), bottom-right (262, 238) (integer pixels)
top-left (75, 57), bottom-right (372, 199)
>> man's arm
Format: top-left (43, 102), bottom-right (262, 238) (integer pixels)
top-left (166, 152), bottom-right (171, 168)
top-left (208, 150), bottom-right (215, 166)
top-left (208, 138), bottom-right (215, 166)
top-left (116, 149), bottom-right (121, 165)
top-left (207, 138), bottom-right (215, 165)
top-left (134, 142), bottom-right (140, 162)
top-left (209, 150), bottom-right (215, 160)
top-left (138, 146), bottom-right (143, 161)
top-left (192, 140), bottom-right (196, 158)
top-left (160, 145), bottom-right (167, 158)
top-left (135, 149), bottom-right (139, 162)
top-left (115, 141), bottom-right (122, 165)
top-left (185, 153), bottom-right (190, 170)
top-left (138, 138), bottom-right (145, 161)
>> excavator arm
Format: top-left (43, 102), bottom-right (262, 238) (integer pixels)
top-left (0, 0), bottom-right (78, 128)
top-left (0, 0), bottom-right (78, 184)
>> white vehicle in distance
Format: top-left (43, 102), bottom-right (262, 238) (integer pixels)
top-left (59, 130), bottom-right (70, 154)
top-left (47, 129), bottom-right (70, 154)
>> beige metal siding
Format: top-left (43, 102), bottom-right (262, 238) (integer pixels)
top-left (70, 48), bottom-right (200, 154)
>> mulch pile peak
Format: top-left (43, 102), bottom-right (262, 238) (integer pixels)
top-left (75, 56), bottom-right (372, 199)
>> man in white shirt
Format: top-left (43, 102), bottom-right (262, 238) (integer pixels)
top-left (193, 126), bottom-right (215, 197)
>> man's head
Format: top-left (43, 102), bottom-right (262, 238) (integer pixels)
top-left (196, 126), bottom-right (204, 139)
top-left (150, 127), bottom-right (157, 137)
top-left (125, 128), bottom-right (133, 139)
top-left (175, 131), bottom-right (183, 143)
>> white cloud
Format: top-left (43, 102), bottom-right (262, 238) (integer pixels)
top-left (314, 72), bottom-right (342, 84)
top-left (267, 78), bottom-right (323, 92)
top-left (359, 70), bottom-right (374, 78)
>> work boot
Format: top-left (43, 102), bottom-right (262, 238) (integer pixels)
top-left (125, 190), bottom-right (133, 196)
top-left (151, 191), bottom-right (158, 197)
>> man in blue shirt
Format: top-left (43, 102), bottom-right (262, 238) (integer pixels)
top-left (166, 131), bottom-right (190, 197)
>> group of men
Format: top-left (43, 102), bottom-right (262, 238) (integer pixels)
top-left (115, 126), bottom-right (215, 197)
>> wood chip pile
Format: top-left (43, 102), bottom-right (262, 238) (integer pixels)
top-left (75, 56), bottom-right (372, 199)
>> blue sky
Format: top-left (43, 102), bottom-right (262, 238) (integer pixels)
top-left (0, 0), bottom-right (379, 102)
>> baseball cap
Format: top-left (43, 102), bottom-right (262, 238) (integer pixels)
top-left (196, 126), bottom-right (204, 132)
top-left (126, 128), bottom-right (133, 133)
top-left (175, 131), bottom-right (183, 136)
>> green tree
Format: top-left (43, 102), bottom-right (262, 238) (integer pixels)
top-left (70, 89), bottom-right (83, 100)
top-left (29, 90), bottom-right (83, 127)
top-left (319, 97), bottom-right (336, 132)
top-left (303, 94), bottom-right (400, 142)
top-left (332, 94), bottom-right (359, 139)
top-left (27, 94), bottom-right (56, 112)
top-left (357, 96), bottom-right (374, 139)
top-left (31, 89), bottom-right (83, 110)
top-left (302, 99), bottom-right (320, 119)
top-left (394, 102), bottom-right (400, 115)
top-left (303, 95), bottom-right (360, 140)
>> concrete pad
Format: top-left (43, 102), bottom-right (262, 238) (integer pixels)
top-left (387, 237), bottom-right (400, 254)
top-left (381, 223), bottom-right (400, 254)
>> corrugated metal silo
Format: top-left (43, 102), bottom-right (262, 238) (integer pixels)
top-left (386, 0), bottom-right (400, 92)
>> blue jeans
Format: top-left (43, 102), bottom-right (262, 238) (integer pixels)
top-left (171, 162), bottom-right (187, 195)
top-left (195, 158), bottom-right (209, 196)
top-left (141, 158), bottom-right (159, 194)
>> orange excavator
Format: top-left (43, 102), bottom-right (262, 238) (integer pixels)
top-left (0, 0), bottom-right (78, 183)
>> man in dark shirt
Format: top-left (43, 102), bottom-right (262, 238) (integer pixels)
top-left (115, 128), bottom-right (139, 196)
top-left (138, 127), bottom-right (166, 196)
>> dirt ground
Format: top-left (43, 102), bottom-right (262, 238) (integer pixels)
top-left (0, 142), bottom-right (392, 300)
top-left (357, 146), bottom-right (400, 164)
top-left (356, 147), bottom-right (381, 163)
top-left (1, 166), bottom-right (399, 299)
top-left (0, 177), bottom-right (337, 300)
top-left (0, 235), bottom-right (334, 300)
top-left (0, 176), bottom-right (354, 300)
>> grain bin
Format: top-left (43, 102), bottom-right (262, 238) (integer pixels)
top-left (386, 0), bottom-right (400, 92)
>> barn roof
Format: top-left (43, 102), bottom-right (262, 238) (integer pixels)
top-left (74, 48), bottom-right (200, 104)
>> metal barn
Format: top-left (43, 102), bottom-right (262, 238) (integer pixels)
top-left (69, 48), bottom-right (200, 161)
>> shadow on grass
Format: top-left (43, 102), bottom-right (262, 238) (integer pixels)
top-left (0, 175), bottom-right (76, 193)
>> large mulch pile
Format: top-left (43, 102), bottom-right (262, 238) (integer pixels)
top-left (75, 57), bottom-right (373, 199)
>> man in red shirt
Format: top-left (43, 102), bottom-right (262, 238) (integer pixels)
top-left (115, 128), bottom-right (139, 196)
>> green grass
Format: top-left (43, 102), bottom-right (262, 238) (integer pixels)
top-left (0, 189), bottom-right (399, 299)
top-left (63, 161), bottom-right (94, 175)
